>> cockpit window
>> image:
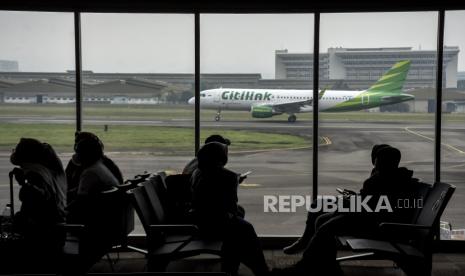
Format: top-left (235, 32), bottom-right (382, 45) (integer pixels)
top-left (201, 94), bottom-right (206, 97)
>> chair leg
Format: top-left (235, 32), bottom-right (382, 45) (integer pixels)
top-left (105, 253), bottom-right (115, 272)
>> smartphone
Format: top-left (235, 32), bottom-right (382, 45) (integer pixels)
top-left (240, 171), bottom-right (252, 178)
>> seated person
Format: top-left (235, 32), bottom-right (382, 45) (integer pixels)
top-left (182, 134), bottom-right (231, 175)
top-left (65, 133), bottom-right (122, 273)
top-left (66, 131), bottom-right (123, 204)
top-left (283, 143), bottom-right (392, 254)
top-left (273, 146), bottom-right (420, 276)
top-left (6, 138), bottom-right (67, 272)
top-left (183, 134), bottom-right (246, 218)
top-left (190, 142), bottom-right (268, 276)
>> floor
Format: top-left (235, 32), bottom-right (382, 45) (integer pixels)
top-left (89, 250), bottom-right (465, 276)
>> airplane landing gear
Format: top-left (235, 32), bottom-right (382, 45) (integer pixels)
top-left (288, 114), bottom-right (297, 123)
top-left (215, 110), bottom-right (222, 121)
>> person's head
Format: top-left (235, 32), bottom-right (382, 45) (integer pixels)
top-left (371, 144), bottom-right (391, 165)
top-left (10, 138), bottom-right (44, 166)
top-left (374, 146), bottom-right (401, 173)
top-left (73, 132), bottom-right (104, 166)
top-left (204, 134), bottom-right (231, 146)
top-left (197, 142), bottom-right (228, 170)
top-left (74, 131), bottom-right (104, 151)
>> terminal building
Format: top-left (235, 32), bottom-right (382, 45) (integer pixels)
top-left (0, 47), bottom-right (464, 112)
top-left (0, 60), bottom-right (19, 72)
top-left (458, 71), bottom-right (465, 89)
top-left (275, 46), bottom-right (460, 89)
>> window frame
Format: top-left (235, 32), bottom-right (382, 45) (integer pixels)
top-left (1, 3), bottom-right (464, 248)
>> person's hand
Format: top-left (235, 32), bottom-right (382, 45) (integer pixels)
top-left (11, 167), bottom-right (26, 186)
top-left (239, 174), bottom-right (247, 184)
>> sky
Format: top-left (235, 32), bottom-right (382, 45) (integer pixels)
top-left (0, 11), bottom-right (464, 78)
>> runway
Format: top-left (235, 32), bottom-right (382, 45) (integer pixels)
top-left (1, 117), bottom-right (464, 236)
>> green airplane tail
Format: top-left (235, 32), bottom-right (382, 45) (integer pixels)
top-left (366, 60), bottom-right (411, 94)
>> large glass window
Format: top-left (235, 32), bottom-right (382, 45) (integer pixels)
top-left (0, 11), bottom-right (75, 212)
top-left (200, 14), bottom-right (314, 235)
top-left (441, 10), bottom-right (465, 240)
top-left (81, 13), bottom-right (194, 233)
top-left (1, 9), bottom-right (463, 239)
top-left (319, 12), bottom-right (437, 208)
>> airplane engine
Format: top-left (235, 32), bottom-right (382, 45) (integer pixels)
top-left (251, 105), bottom-right (280, 118)
top-left (299, 105), bottom-right (313, 112)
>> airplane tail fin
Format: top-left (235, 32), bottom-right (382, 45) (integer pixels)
top-left (366, 60), bottom-right (411, 94)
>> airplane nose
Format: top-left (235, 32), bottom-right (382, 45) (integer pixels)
top-left (188, 97), bottom-right (195, 105)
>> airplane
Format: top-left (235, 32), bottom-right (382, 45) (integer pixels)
top-left (188, 60), bottom-right (414, 122)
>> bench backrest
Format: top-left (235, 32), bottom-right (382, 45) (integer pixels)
top-left (415, 182), bottom-right (455, 228)
top-left (409, 182), bottom-right (432, 223)
top-left (142, 175), bottom-right (168, 224)
top-left (128, 186), bottom-right (158, 235)
top-left (164, 174), bottom-right (193, 223)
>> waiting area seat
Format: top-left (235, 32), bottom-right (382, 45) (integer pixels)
top-left (62, 187), bottom-right (135, 274)
top-left (340, 182), bottom-right (456, 276)
top-left (127, 175), bottom-right (223, 272)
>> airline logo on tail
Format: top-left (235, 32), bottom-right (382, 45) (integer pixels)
top-left (366, 60), bottom-right (411, 94)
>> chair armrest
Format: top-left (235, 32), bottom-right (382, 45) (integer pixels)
top-left (56, 223), bottom-right (85, 231)
top-left (379, 222), bottom-right (431, 230)
top-left (379, 222), bottom-right (431, 241)
top-left (149, 224), bottom-right (199, 235)
top-left (56, 223), bottom-right (86, 238)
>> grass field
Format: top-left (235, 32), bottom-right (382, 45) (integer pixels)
top-left (2, 103), bottom-right (465, 122)
top-left (1, 103), bottom-right (464, 153)
top-left (0, 123), bottom-right (311, 154)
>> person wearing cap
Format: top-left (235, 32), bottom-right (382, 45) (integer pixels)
top-left (182, 134), bottom-right (231, 175)
top-left (190, 142), bottom-right (269, 276)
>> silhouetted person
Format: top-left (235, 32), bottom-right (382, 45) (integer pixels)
top-left (183, 134), bottom-right (246, 218)
top-left (190, 142), bottom-right (269, 276)
top-left (66, 131), bottom-right (123, 204)
top-left (65, 132), bottom-right (122, 273)
top-left (6, 138), bottom-right (66, 273)
top-left (283, 143), bottom-right (392, 254)
top-left (273, 146), bottom-right (419, 276)
top-left (182, 134), bottom-right (231, 175)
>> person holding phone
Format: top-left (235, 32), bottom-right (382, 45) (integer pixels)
top-left (283, 143), bottom-right (392, 255)
top-left (190, 142), bottom-right (268, 276)
top-left (274, 145), bottom-right (420, 275)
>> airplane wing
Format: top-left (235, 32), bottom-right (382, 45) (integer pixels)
top-left (259, 88), bottom-right (327, 113)
top-left (266, 99), bottom-right (313, 113)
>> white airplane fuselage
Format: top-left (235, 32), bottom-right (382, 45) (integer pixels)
top-left (189, 88), bottom-right (361, 112)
